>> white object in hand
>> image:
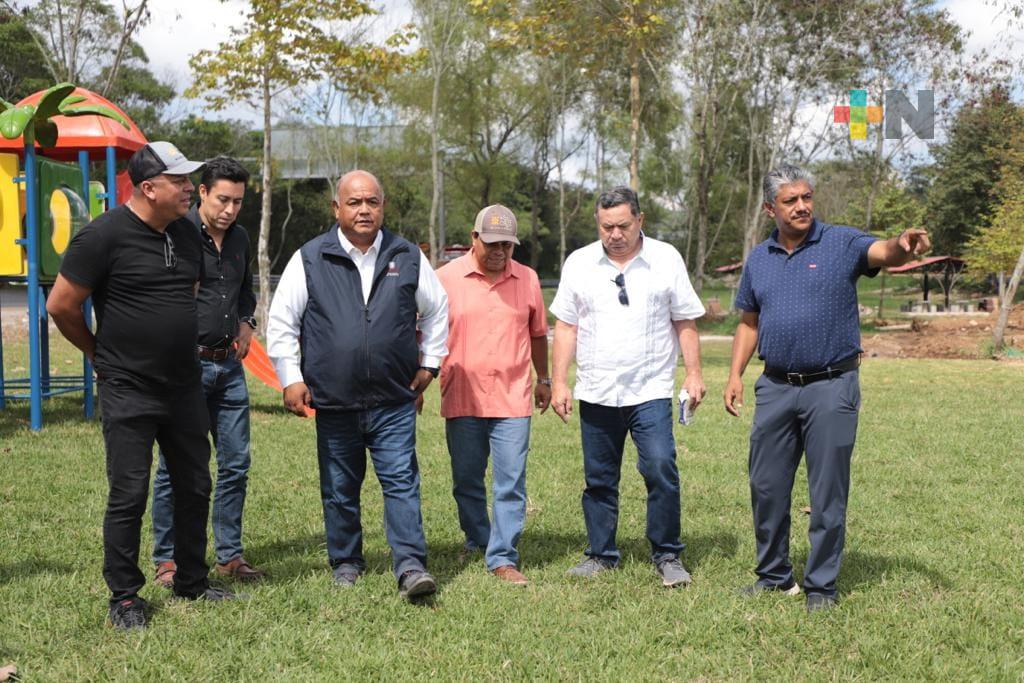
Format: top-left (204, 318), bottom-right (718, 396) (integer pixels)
top-left (678, 388), bottom-right (694, 426)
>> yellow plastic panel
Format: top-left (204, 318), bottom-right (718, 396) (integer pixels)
top-left (0, 153), bottom-right (26, 276)
top-left (50, 190), bottom-right (72, 254)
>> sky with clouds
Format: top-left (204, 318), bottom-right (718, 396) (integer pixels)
top-left (134, 0), bottom-right (1023, 164)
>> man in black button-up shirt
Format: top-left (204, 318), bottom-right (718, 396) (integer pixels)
top-left (150, 156), bottom-right (266, 585)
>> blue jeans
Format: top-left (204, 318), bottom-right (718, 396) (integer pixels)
top-left (315, 401), bottom-right (427, 579)
top-left (445, 416), bottom-right (531, 570)
top-left (152, 357), bottom-right (251, 565)
top-left (579, 398), bottom-right (684, 565)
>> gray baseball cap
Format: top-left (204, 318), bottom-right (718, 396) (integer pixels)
top-left (128, 141), bottom-right (205, 185)
top-left (473, 204), bottom-right (519, 245)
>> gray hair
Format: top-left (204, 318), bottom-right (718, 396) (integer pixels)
top-left (596, 186), bottom-right (641, 217)
top-left (762, 163), bottom-right (815, 205)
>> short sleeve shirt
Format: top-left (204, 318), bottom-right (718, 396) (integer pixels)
top-left (437, 253), bottom-right (548, 418)
top-left (550, 236), bottom-right (705, 407)
top-left (59, 205), bottom-right (204, 391)
top-left (734, 220), bottom-right (878, 371)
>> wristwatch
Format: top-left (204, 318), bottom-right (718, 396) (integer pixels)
top-left (537, 378), bottom-right (552, 386)
top-left (239, 316), bottom-right (258, 329)
top-left (420, 366), bottom-right (439, 378)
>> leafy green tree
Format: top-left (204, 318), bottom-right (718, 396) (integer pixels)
top-left (962, 127), bottom-right (1024, 352)
top-left (837, 176), bottom-right (925, 318)
top-left (187, 0), bottom-right (414, 334)
top-left (986, 185), bottom-right (1024, 353)
top-left (925, 86), bottom-right (1024, 255)
top-left (4, 0), bottom-right (152, 93)
top-left (0, 9), bottom-right (51, 101)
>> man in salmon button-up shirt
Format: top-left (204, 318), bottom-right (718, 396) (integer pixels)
top-left (436, 204), bottom-right (551, 586)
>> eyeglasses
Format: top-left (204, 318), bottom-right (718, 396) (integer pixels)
top-left (612, 272), bottom-right (628, 306)
top-left (163, 231), bottom-right (177, 270)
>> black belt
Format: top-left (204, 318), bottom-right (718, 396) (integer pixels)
top-left (198, 345), bottom-right (232, 361)
top-left (763, 356), bottom-right (860, 386)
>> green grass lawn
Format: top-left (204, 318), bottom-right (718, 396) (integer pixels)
top-left (1, 332), bottom-right (1023, 680)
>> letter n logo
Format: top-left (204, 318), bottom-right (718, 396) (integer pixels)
top-left (884, 90), bottom-right (934, 140)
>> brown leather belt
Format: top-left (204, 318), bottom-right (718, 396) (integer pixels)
top-left (198, 345), bottom-right (232, 361)
top-left (763, 355), bottom-right (861, 386)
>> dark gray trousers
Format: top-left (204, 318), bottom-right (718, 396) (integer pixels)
top-left (748, 370), bottom-right (860, 598)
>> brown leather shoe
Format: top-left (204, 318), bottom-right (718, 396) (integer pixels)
top-left (215, 557), bottom-right (266, 582)
top-left (154, 561), bottom-right (176, 589)
top-left (493, 565), bottom-right (528, 586)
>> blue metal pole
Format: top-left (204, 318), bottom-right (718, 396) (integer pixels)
top-left (40, 286), bottom-right (50, 391)
top-left (79, 150), bottom-right (94, 418)
top-left (106, 146), bottom-right (117, 208)
top-left (0, 302), bottom-right (6, 409)
top-left (24, 143), bottom-right (42, 430)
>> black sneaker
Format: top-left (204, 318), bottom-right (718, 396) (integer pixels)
top-left (806, 593), bottom-right (837, 613)
top-left (739, 579), bottom-right (801, 597)
top-left (398, 570), bottom-right (437, 600)
top-left (175, 585), bottom-right (248, 602)
top-left (109, 596), bottom-right (147, 631)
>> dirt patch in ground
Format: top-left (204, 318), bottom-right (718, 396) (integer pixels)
top-left (861, 306), bottom-right (1024, 359)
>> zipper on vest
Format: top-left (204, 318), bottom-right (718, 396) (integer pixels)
top-left (363, 304), bottom-right (371, 408)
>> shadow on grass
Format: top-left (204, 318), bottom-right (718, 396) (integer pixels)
top-left (0, 394), bottom-right (96, 439)
top-left (617, 529), bottom-right (740, 570)
top-left (785, 548), bottom-right (951, 596)
top-left (839, 549), bottom-right (951, 595)
top-left (0, 558), bottom-right (75, 585)
top-left (424, 528), bottom-right (739, 576)
top-left (245, 533), bottom-right (394, 583)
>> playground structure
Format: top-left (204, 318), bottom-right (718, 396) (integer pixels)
top-left (0, 85), bottom-right (144, 430)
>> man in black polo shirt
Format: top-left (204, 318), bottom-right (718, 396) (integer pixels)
top-left (150, 156), bottom-right (264, 589)
top-left (723, 163), bottom-right (929, 613)
top-left (47, 141), bottom-right (239, 631)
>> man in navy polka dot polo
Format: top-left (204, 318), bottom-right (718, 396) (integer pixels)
top-left (723, 163), bottom-right (929, 613)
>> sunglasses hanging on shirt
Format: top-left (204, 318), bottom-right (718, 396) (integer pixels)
top-left (612, 272), bottom-right (629, 306)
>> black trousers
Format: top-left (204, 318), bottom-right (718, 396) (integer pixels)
top-left (98, 378), bottom-right (211, 603)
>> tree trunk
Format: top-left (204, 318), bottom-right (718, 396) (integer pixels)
top-left (101, 0), bottom-right (150, 97)
top-left (992, 242), bottom-right (1024, 353)
top-left (628, 47), bottom-right (641, 192)
top-left (695, 175), bottom-right (708, 294)
top-left (594, 98), bottom-right (605, 193)
top-left (428, 55), bottom-right (442, 268)
top-left (528, 152), bottom-right (544, 270)
top-left (557, 63), bottom-right (569, 271)
top-left (257, 68), bottom-right (273, 339)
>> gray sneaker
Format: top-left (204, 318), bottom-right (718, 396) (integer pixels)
top-left (566, 557), bottom-right (616, 578)
top-left (332, 563), bottom-right (363, 587)
top-left (398, 570), bottom-right (437, 600)
top-left (656, 558), bottom-right (692, 588)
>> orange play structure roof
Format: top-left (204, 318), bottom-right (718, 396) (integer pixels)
top-left (0, 87), bottom-right (148, 161)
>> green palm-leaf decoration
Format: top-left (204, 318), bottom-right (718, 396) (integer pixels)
top-left (0, 81), bottom-right (129, 149)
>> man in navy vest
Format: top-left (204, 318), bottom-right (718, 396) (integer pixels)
top-left (723, 163), bottom-right (929, 612)
top-left (267, 170), bottom-right (448, 600)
